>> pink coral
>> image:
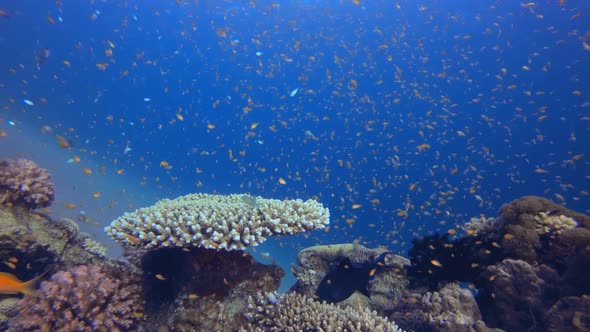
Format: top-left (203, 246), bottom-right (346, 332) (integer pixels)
top-left (0, 158), bottom-right (54, 209)
top-left (10, 265), bottom-right (143, 332)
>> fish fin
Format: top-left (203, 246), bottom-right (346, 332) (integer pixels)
top-left (20, 271), bottom-right (48, 296)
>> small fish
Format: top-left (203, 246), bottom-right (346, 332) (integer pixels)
top-left (369, 268), bottom-right (377, 277)
top-left (23, 99), bottom-right (34, 106)
top-left (123, 141), bottom-right (132, 155)
top-left (290, 87), bottom-right (299, 97)
top-left (3, 261), bottom-right (16, 269)
top-left (143, 97), bottom-right (151, 102)
top-left (0, 272), bottom-right (43, 295)
top-left (56, 135), bottom-right (71, 149)
top-left (430, 259), bottom-right (443, 267)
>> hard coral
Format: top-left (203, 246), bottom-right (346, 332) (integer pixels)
top-left (0, 159), bottom-right (54, 209)
top-left (106, 193), bottom-right (329, 250)
top-left (10, 264), bottom-right (143, 332)
top-left (291, 243), bottom-right (409, 312)
top-left (390, 283), bottom-right (499, 332)
top-left (140, 247), bottom-right (284, 331)
top-left (243, 292), bottom-right (405, 332)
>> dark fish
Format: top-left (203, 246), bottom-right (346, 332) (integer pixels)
top-left (35, 48), bottom-right (50, 69)
top-left (314, 251), bottom-right (393, 304)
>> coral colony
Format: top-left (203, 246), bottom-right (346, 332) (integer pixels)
top-left (1, 158), bottom-right (590, 331)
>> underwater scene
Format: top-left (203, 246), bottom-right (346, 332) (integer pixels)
top-left (1, 0), bottom-right (589, 331)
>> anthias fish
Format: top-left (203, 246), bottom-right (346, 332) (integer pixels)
top-left (0, 272), bottom-right (43, 295)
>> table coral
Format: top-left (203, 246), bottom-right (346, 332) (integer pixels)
top-left (105, 193), bottom-right (329, 250)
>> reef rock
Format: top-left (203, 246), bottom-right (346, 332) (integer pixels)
top-left (497, 196), bottom-right (590, 266)
top-left (391, 283), bottom-right (502, 332)
top-left (139, 247), bottom-right (284, 331)
top-left (0, 205), bottom-right (110, 280)
top-left (544, 295), bottom-right (590, 332)
top-left (291, 243), bottom-right (410, 314)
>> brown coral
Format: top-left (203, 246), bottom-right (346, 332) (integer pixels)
top-left (9, 264), bottom-right (143, 332)
top-left (140, 247), bottom-right (284, 331)
top-left (243, 292), bottom-right (405, 332)
top-left (0, 159), bottom-right (54, 209)
top-left (291, 243), bottom-right (410, 313)
top-left (390, 284), bottom-right (499, 332)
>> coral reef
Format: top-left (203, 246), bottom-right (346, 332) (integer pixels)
top-left (0, 298), bottom-right (18, 331)
top-left (2, 160), bottom-right (588, 332)
top-left (407, 233), bottom-right (503, 290)
top-left (140, 247), bottom-right (284, 331)
top-left (544, 295), bottom-right (590, 332)
top-left (463, 215), bottom-right (497, 236)
top-left (0, 158), bottom-right (54, 209)
top-left (105, 193), bottom-right (330, 250)
top-left (404, 196), bottom-right (590, 332)
top-left (9, 264), bottom-right (143, 332)
top-left (533, 211), bottom-right (578, 235)
top-left (291, 243), bottom-right (410, 314)
top-left (477, 259), bottom-right (560, 331)
top-left (0, 204), bottom-right (114, 283)
top-left (243, 292), bottom-right (405, 331)
top-left (80, 235), bottom-right (108, 257)
top-left (390, 283), bottom-right (500, 332)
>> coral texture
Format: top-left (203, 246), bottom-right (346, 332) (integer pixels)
top-left (0, 158), bottom-right (54, 209)
top-left (544, 295), bottom-right (590, 332)
top-left (140, 248), bottom-right (284, 331)
top-left (0, 298), bottom-right (18, 331)
top-left (105, 193), bottom-right (330, 250)
top-left (533, 211), bottom-right (578, 235)
top-left (243, 292), bottom-right (405, 332)
top-left (10, 265), bottom-right (143, 332)
top-left (291, 243), bottom-right (409, 313)
top-left (390, 283), bottom-right (498, 332)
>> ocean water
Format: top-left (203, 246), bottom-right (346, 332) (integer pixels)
top-left (1, 0), bottom-right (588, 291)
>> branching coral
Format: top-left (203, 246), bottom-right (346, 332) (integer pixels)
top-left (533, 211), bottom-right (577, 235)
top-left (243, 292), bottom-right (405, 332)
top-left (0, 159), bottom-right (54, 209)
top-left (10, 265), bottom-right (143, 332)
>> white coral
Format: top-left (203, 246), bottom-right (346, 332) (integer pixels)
top-left (105, 193), bottom-right (330, 250)
top-left (533, 211), bottom-right (578, 235)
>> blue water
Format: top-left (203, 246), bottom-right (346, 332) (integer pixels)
top-left (1, 0), bottom-right (589, 266)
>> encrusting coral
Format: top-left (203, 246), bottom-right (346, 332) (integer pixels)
top-left (243, 292), bottom-right (405, 332)
top-left (105, 193), bottom-right (330, 250)
top-left (9, 264), bottom-right (144, 332)
top-left (0, 158), bottom-right (54, 209)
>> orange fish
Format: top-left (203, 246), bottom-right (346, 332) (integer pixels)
top-left (430, 259), bottom-right (443, 268)
top-left (0, 272), bottom-right (43, 295)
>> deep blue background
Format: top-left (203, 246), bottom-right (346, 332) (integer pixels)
top-left (1, 0), bottom-right (589, 256)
